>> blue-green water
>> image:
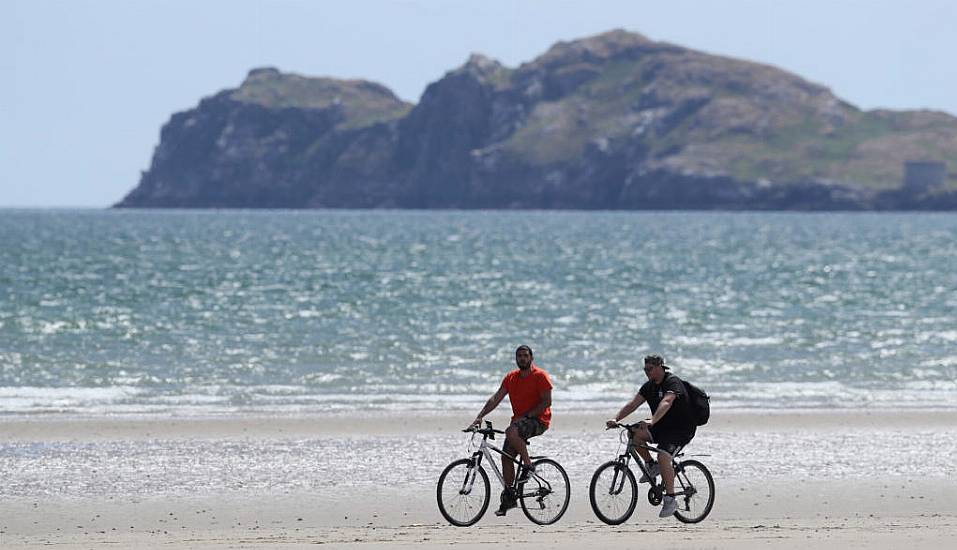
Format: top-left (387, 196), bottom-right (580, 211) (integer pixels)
top-left (1, 209), bottom-right (955, 414)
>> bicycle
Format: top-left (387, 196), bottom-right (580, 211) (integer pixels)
top-left (436, 421), bottom-right (570, 526)
top-left (589, 421), bottom-right (715, 524)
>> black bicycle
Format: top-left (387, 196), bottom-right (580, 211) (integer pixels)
top-left (436, 421), bottom-right (570, 526)
top-left (589, 422), bottom-right (715, 524)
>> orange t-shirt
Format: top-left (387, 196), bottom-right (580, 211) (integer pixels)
top-left (502, 365), bottom-right (553, 428)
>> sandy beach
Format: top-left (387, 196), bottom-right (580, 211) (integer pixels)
top-left (2, 410), bottom-right (956, 549)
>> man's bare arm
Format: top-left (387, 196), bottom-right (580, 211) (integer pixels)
top-left (470, 383), bottom-right (508, 428)
top-left (607, 392), bottom-right (646, 427)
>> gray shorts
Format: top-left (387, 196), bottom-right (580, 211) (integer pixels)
top-left (502, 416), bottom-right (547, 456)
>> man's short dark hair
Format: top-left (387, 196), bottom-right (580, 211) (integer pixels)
top-left (516, 345), bottom-right (533, 359)
top-left (644, 354), bottom-right (669, 370)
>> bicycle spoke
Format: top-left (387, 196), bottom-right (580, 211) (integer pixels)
top-left (589, 461), bottom-right (637, 525)
top-left (437, 459), bottom-right (490, 527)
top-left (519, 459), bottom-right (570, 525)
top-left (672, 460), bottom-right (715, 524)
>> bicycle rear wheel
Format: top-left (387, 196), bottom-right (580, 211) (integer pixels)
top-left (437, 458), bottom-right (490, 526)
top-left (519, 458), bottom-right (570, 525)
top-left (672, 459), bottom-right (715, 523)
top-left (589, 460), bottom-right (638, 525)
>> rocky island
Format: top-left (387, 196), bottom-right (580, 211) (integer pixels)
top-left (116, 30), bottom-right (957, 210)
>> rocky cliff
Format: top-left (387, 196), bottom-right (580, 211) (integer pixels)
top-left (116, 30), bottom-right (957, 210)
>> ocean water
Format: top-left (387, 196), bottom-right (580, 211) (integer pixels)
top-left (1, 209), bottom-right (956, 415)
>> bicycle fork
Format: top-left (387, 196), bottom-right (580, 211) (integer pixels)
top-left (458, 451), bottom-right (483, 495)
top-left (607, 455), bottom-right (631, 495)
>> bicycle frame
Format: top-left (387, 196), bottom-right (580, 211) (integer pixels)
top-left (458, 429), bottom-right (551, 499)
top-left (439, 422), bottom-right (571, 527)
top-left (608, 431), bottom-right (696, 501)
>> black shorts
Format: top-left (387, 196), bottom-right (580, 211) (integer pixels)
top-left (649, 425), bottom-right (694, 456)
top-left (502, 416), bottom-right (547, 456)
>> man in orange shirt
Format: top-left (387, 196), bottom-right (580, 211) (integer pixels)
top-left (469, 345), bottom-right (553, 516)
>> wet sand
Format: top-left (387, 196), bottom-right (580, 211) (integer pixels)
top-left (2, 410), bottom-right (956, 549)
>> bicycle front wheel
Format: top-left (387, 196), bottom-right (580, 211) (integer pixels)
top-left (436, 458), bottom-right (490, 527)
top-left (589, 460), bottom-right (638, 525)
top-left (673, 459), bottom-right (715, 523)
top-left (519, 458), bottom-right (570, 525)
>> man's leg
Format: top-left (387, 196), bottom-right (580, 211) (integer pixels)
top-left (658, 450), bottom-right (675, 493)
top-left (505, 424), bottom-right (532, 468)
top-left (496, 443), bottom-right (516, 516)
top-left (501, 443), bottom-right (515, 487)
top-left (495, 429), bottom-right (524, 516)
top-left (631, 424), bottom-right (661, 483)
top-left (631, 425), bottom-right (653, 463)
top-left (656, 442), bottom-right (682, 518)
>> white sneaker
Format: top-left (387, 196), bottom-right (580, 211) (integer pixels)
top-left (659, 495), bottom-right (677, 517)
top-left (639, 461), bottom-right (659, 483)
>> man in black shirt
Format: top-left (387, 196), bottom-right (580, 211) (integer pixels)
top-left (606, 354), bottom-right (696, 518)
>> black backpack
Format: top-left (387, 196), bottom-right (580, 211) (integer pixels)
top-left (682, 379), bottom-right (711, 426)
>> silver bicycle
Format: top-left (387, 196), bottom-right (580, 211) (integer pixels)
top-left (436, 421), bottom-right (570, 526)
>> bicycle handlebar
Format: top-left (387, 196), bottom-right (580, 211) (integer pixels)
top-left (607, 421), bottom-right (646, 430)
top-left (463, 420), bottom-right (506, 437)
top-left (463, 427), bottom-right (505, 434)
top-left (607, 422), bottom-right (688, 457)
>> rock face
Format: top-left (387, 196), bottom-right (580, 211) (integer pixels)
top-left (116, 30), bottom-right (957, 209)
top-left (120, 68), bottom-right (413, 208)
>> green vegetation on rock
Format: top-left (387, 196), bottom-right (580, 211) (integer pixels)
top-left (117, 30), bottom-right (957, 210)
top-left (232, 67), bottom-right (411, 129)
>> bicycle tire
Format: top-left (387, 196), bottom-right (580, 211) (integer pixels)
top-left (672, 459), bottom-right (715, 523)
top-left (519, 458), bottom-right (570, 525)
top-left (436, 458), bottom-right (490, 527)
top-left (589, 460), bottom-right (638, 525)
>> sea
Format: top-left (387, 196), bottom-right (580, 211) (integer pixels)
top-left (2, 209), bottom-right (956, 417)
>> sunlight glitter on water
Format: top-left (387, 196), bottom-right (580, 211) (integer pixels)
top-left (2, 210), bottom-right (956, 415)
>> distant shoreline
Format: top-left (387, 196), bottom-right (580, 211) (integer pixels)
top-left (6, 206), bottom-right (957, 213)
top-left (3, 408), bottom-right (955, 442)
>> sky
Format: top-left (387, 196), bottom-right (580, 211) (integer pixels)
top-left (3, 0), bottom-right (956, 208)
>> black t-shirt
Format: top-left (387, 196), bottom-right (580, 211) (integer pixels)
top-left (638, 372), bottom-right (695, 435)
